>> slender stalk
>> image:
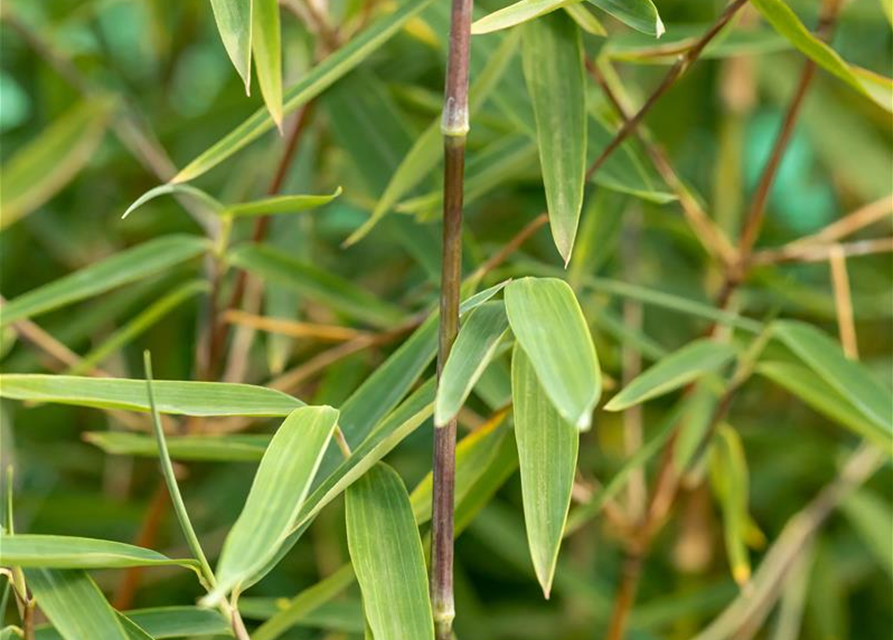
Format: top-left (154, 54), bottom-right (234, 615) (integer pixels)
top-left (431, 0), bottom-right (472, 637)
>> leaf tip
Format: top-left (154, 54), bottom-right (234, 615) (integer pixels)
top-left (732, 563), bottom-right (751, 586)
top-left (655, 16), bottom-right (666, 38)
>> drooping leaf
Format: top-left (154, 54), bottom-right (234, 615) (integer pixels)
top-left (504, 277), bottom-right (601, 429)
top-left (85, 431), bottom-right (269, 462)
top-left (122, 183), bottom-right (224, 218)
top-left (772, 320), bottom-right (893, 435)
top-left (252, 0), bottom-right (283, 127)
top-left (0, 100), bottom-right (112, 229)
top-left (0, 375), bottom-right (304, 416)
top-left (512, 345), bottom-right (578, 597)
top-left (751, 0), bottom-right (892, 111)
top-left (225, 187), bottom-right (342, 217)
top-left (587, 0), bottom-right (664, 37)
top-left (0, 534), bottom-right (198, 570)
top-left (24, 569), bottom-right (130, 640)
top-left (521, 11), bottom-right (586, 263)
top-left (472, 0), bottom-right (577, 35)
top-left (35, 606), bottom-right (231, 640)
top-left (209, 405), bottom-right (338, 602)
top-left (173, 0), bottom-right (439, 183)
top-left (604, 339), bottom-right (736, 411)
top-left (0, 235), bottom-right (209, 327)
top-left (210, 0), bottom-right (253, 93)
top-left (435, 301), bottom-right (510, 426)
top-left (345, 464), bottom-right (434, 640)
top-left (563, 3), bottom-right (607, 35)
top-left (709, 424), bottom-right (752, 585)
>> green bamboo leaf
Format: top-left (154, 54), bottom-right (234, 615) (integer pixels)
top-left (604, 339), bottom-right (737, 412)
top-left (122, 184), bottom-right (224, 218)
top-left (69, 280), bottom-right (208, 375)
top-left (709, 424), bottom-right (752, 585)
top-left (504, 277), bottom-right (601, 430)
top-left (252, 0), bottom-right (282, 127)
top-left (0, 534), bottom-right (198, 570)
top-left (84, 431), bottom-right (269, 462)
top-left (563, 3), bottom-right (607, 35)
top-left (756, 361), bottom-right (892, 450)
top-left (0, 100), bottom-right (112, 229)
top-left (345, 464), bottom-right (434, 640)
top-left (228, 244), bottom-right (403, 327)
top-left (772, 320), bottom-right (893, 435)
top-left (521, 12), bottom-right (586, 264)
top-left (587, 0), bottom-right (664, 37)
top-left (471, 0), bottom-right (568, 35)
top-left (173, 0), bottom-right (438, 183)
top-left (37, 606), bottom-right (231, 640)
top-left (225, 187), bottom-right (342, 217)
top-left (209, 405), bottom-right (338, 602)
top-left (435, 301), bottom-right (510, 426)
top-left (673, 381), bottom-right (722, 472)
top-left (24, 569), bottom-right (130, 640)
top-left (841, 489), bottom-right (893, 577)
top-left (751, 0), bottom-right (892, 111)
top-left (210, 0), bottom-right (253, 93)
top-left (0, 375), bottom-right (304, 416)
top-left (512, 345), bottom-right (578, 597)
top-left (0, 235), bottom-right (209, 327)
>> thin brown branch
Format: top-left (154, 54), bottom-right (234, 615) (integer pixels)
top-left (786, 194), bottom-right (893, 248)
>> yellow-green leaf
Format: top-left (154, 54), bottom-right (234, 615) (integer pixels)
top-left (709, 424), bottom-right (752, 585)
top-left (210, 0), bottom-right (253, 93)
top-left (252, 0), bottom-right (282, 127)
top-left (512, 345), bottom-right (578, 598)
top-left (0, 534), bottom-right (198, 570)
top-left (345, 464), bottom-right (434, 640)
top-left (225, 187), bottom-right (342, 217)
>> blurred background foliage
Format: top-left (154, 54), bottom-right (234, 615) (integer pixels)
top-left (0, 0), bottom-right (891, 639)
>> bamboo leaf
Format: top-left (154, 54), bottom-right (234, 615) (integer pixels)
top-left (228, 244), bottom-right (403, 327)
top-left (173, 0), bottom-right (438, 183)
top-left (563, 3), bottom-right (607, 36)
top-left (504, 277), bottom-right (601, 430)
top-left (345, 464), bottom-right (434, 640)
top-left (471, 0), bottom-right (569, 35)
top-left (0, 534), bottom-right (198, 570)
top-left (756, 361), bottom-right (892, 451)
top-left (772, 320), bottom-right (893, 435)
top-left (604, 339), bottom-right (737, 412)
top-left (0, 375), bottom-right (304, 416)
top-left (587, 0), bottom-right (664, 37)
top-left (224, 187), bottom-right (342, 217)
top-left (709, 424), bottom-right (752, 585)
top-left (0, 100), bottom-right (112, 229)
top-left (210, 0), bottom-right (253, 93)
top-left (122, 184), bottom-right (224, 218)
top-left (673, 381), bottom-right (722, 472)
top-left (209, 405), bottom-right (338, 602)
top-left (0, 235), bottom-right (209, 327)
top-left (512, 345), bottom-right (578, 597)
top-left (841, 489), bottom-right (893, 577)
top-left (521, 12), bottom-right (586, 264)
top-left (435, 301), bottom-right (510, 426)
top-left (751, 0), bottom-right (892, 111)
top-left (24, 569), bottom-right (130, 640)
top-left (85, 431), bottom-right (269, 462)
top-left (252, 0), bottom-right (282, 127)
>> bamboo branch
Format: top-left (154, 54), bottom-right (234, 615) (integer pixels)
top-left (829, 245), bottom-right (858, 359)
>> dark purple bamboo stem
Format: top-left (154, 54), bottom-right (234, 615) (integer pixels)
top-left (431, 0), bottom-right (472, 637)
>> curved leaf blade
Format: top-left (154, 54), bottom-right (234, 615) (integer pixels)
top-left (587, 0), bottom-right (664, 37)
top-left (472, 0), bottom-right (575, 35)
top-left (345, 464), bottom-right (434, 640)
top-left (35, 606), bottom-right (231, 640)
top-left (604, 339), bottom-right (737, 412)
top-left (122, 184), bottom-right (224, 218)
top-left (512, 345), bottom-right (578, 598)
top-left (252, 0), bottom-right (283, 127)
top-left (210, 0), bottom-right (253, 93)
top-left (0, 534), bottom-right (198, 570)
top-left (521, 12), bottom-right (586, 263)
top-left (505, 277), bottom-right (601, 429)
top-left (225, 187), bottom-right (342, 217)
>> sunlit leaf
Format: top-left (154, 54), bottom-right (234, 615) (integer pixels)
top-left (709, 424), bottom-right (752, 585)
top-left (521, 12), bottom-right (586, 263)
top-left (587, 0), bottom-right (664, 37)
top-left (225, 187), bottom-right (342, 217)
top-left (0, 534), bottom-right (198, 570)
top-left (345, 464), bottom-right (434, 640)
top-left (505, 277), bottom-right (601, 429)
top-left (472, 0), bottom-right (578, 35)
top-left (252, 0), bottom-right (283, 127)
top-left (210, 0), bottom-right (253, 93)
top-left (512, 345), bottom-right (578, 598)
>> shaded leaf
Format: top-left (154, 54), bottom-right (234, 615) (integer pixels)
top-left (0, 235), bottom-right (209, 327)
top-left (225, 187), bottom-right (342, 217)
top-left (709, 424), bottom-right (752, 585)
top-left (587, 0), bottom-right (664, 37)
top-left (604, 339), bottom-right (736, 411)
top-left (505, 277), bottom-right (601, 429)
top-left (210, 0), bottom-right (253, 92)
top-left (841, 489), bottom-right (893, 577)
top-left (512, 345), bottom-right (578, 597)
top-left (122, 184), bottom-right (224, 218)
top-left (85, 431), bottom-right (269, 462)
top-left (345, 464), bottom-right (434, 640)
top-left (0, 534), bottom-right (198, 570)
top-left (521, 12), bottom-right (586, 263)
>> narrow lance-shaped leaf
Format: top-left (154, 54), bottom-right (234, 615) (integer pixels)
top-left (345, 464), bottom-right (434, 640)
top-left (122, 184), bottom-right (224, 218)
top-left (252, 0), bottom-right (283, 128)
top-left (0, 534), bottom-right (199, 570)
top-left (587, 0), bottom-right (664, 37)
top-left (521, 11), bottom-right (587, 264)
top-left (604, 338), bottom-right (737, 411)
top-left (0, 235), bottom-right (209, 327)
top-left (208, 405), bottom-right (338, 603)
top-left (512, 345), bottom-right (578, 598)
top-left (0, 375), bottom-right (304, 416)
top-left (36, 606), bottom-right (231, 640)
top-left (473, 0), bottom-right (579, 35)
top-left (435, 301), bottom-right (510, 426)
top-left (772, 320), bottom-right (893, 435)
top-left (709, 424), bottom-right (752, 585)
top-left (172, 0), bottom-right (438, 183)
top-left (504, 277), bottom-right (601, 429)
top-left (24, 569), bottom-right (130, 640)
top-left (85, 431), bottom-right (269, 462)
top-left (0, 99), bottom-right (112, 229)
top-left (225, 187), bottom-right (342, 217)
top-left (210, 0), bottom-right (253, 93)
